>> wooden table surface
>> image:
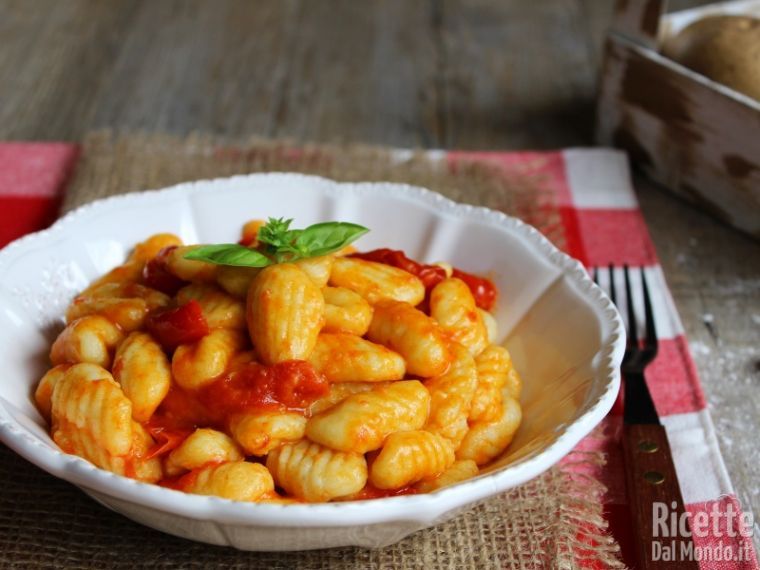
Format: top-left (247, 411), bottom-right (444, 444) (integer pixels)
top-left (2, 0), bottom-right (758, 551)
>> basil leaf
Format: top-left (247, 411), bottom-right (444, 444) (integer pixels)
top-left (295, 222), bottom-right (369, 257)
top-left (183, 244), bottom-right (272, 267)
top-left (258, 217), bottom-right (295, 249)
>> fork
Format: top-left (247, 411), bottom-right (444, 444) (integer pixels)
top-left (594, 265), bottom-right (698, 570)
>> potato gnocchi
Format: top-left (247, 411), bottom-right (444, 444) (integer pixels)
top-left (37, 218), bottom-right (523, 503)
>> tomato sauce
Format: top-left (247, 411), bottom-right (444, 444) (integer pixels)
top-left (145, 361), bottom-right (329, 461)
top-left (145, 424), bottom-right (195, 460)
top-left (350, 248), bottom-right (497, 311)
top-left (142, 245), bottom-right (187, 295)
top-left (158, 465), bottom-right (210, 492)
top-left (145, 300), bottom-right (210, 351)
top-left (199, 360), bottom-right (329, 418)
top-left (346, 484), bottom-right (418, 500)
top-left (451, 268), bottom-right (497, 312)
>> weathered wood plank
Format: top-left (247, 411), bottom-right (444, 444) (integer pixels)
top-left (434, 0), bottom-right (599, 149)
top-left (85, 0), bottom-right (300, 138)
top-left (608, 0), bottom-right (663, 49)
top-left (268, 0), bottom-right (438, 147)
top-left (0, 0), bottom-right (142, 140)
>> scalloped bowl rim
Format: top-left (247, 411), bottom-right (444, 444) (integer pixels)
top-left (0, 172), bottom-right (624, 528)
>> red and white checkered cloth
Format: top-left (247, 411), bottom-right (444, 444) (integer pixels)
top-left (0, 142), bottom-right (756, 568)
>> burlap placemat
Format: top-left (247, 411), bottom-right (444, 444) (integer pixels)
top-left (1, 132), bottom-right (624, 569)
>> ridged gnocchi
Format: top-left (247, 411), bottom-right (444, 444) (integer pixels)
top-left (367, 300), bottom-right (451, 377)
top-left (266, 439), bottom-right (367, 501)
top-left (295, 255), bottom-right (334, 288)
top-left (176, 283), bottom-right (246, 329)
top-left (423, 343), bottom-right (478, 447)
top-left (228, 412), bottom-right (306, 456)
top-left (469, 345), bottom-right (521, 422)
top-left (308, 333), bottom-right (405, 382)
top-left (457, 395), bottom-right (522, 466)
top-left (131, 234), bottom-right (184, 263)
top-left (305, 380), bottom-right (430, 453)
top-left (165, 245), bottom-right (218, 283)
top-left (172, 329), bottom-right (246, 390)
top-left (308, 381), bottom-right (389, 415)
top-left (329, 257), bottom-right (425, 305)
top-left (216, 265), bottom-right (261, 298)
top-left (183, 462), bottom-right (274, 502)
top-left (66, 296), bottom-right (150, 333)
top-left (37, 219), bottom-right (524, 503)
top-left (112, 332), bottom-right (172, 422)
top-left (49, 363), bottom-right (162, 482)
top-left (247, 263), bottom-right (324, 364)
top-left (35, 364), bottom-right (69, 421)
top-left (81, 233), bottom-right (182, 294)
top-left (164, 428), bottom-right (243, 477)
top-left (67, 283), bottom-right (169, 332)
top-left (51, 363), bottom-right (132, 456)
top-left (430, 278), bottom-right (488, 356)
top-left (370, 430), bottom-right (455, 489)
top-left (414, 459), bottom-right (479, 493)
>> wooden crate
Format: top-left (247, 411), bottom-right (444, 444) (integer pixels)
top-left (596, 0), bottom-right (760, 238)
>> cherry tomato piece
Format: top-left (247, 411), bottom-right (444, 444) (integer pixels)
top-left (142, 246), bottom-right (187, 295)
top-left (145, 300), bottom-right (210, 351)
top-left (452, 269), bottom-right (497, 311)
top-left (144, 425), bottom-right (193, 460)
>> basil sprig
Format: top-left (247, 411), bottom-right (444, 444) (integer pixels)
top-left (184, 218), bottom-right (368, 267)
top-left (183, 244), bottom-right (272, 267)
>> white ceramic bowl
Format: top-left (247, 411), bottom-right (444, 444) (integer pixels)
top-left (0, 173), bottom-right (624, 551)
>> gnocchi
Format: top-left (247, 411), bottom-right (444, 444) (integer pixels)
top-left (322, 286), bottom-right (373, 336)
top-left (36, 221), bottom-right (523, 503)
top-left (329, 257), bottom-right (425, 305)
top-left (112, 332), bottom-right (172, 422)
top-left (228, 411), bottom-right (306, 456)
top-left (67, 283), bottom-right (170, 333)
top-left (423, 342), bottom-right (478, 447)
top-left (182, 462), bottom-right (274, 501)
top-left (266, 439), bottom-right (367, 501)
top-left (176, 283), bottom-right (246, 330)
top-left (308, 333), bottom-right (405, 382)
top-left (172, 329), bottom-right (246, 390)
top-left (430, 278), bottom-right (488, 356)
top-left (457, 394), bottom-right (522, 466)
top-left (305, 380), bottom-right (431, 453)
top-left (246, 263), bottom-right (324, 365)
top-left (164, 428), bottom-right (243, 477)
top-left (414, 459), bottom-right (479, 493)
top-left (369, 430), bottom-right (455, 489)
top-left (216, 265), bottom-right (261, 298)
top-left (469, 345), bottom-right (522, 422)
top-left (367, 300), bottom-right (451, 377)
top-left (50, 315), bottom-right (124, 369)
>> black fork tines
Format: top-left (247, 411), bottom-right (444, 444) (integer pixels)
top-left (599, 265), bottom-right (659, 366)
top-left (608, 263), bottom-right (617, 307)
top-left (641, 269), bottom-right (658, 354)
top-left (623, 265), bottom-right (638, 351)
top-left (599, 265), bottom-right (660, 425)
